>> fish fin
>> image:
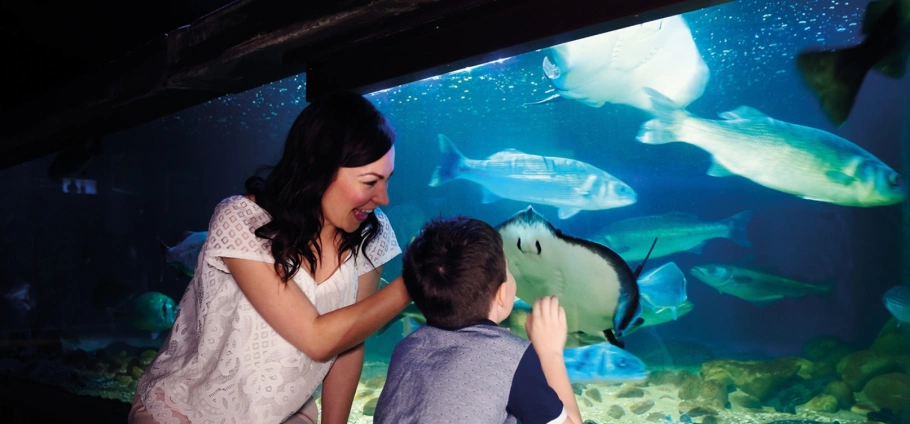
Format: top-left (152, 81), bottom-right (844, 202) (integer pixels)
top-left (873, 50), bottom-right (908, 78)
top-left (825, 170), bottom-right (857, 186)
top-left (796, 46), bottom-right (868, 126)
top-left (862, 0), bottom-right (896, 36)
top-left (181, 230), bottom-right (194, 239)
top-left (671, 307), bottom-right (678, 321)
top-left (604, 329), bottom-right (625, 349)
top-left (718, 106), bottom-right (769, 121)
top-left (706, 160), bottom-right (735, 177)
top-left (429, 134), bottom-right (466, 187)
top-left (158, 238), bottom-right (171, 255)
top-left (523, 93), bottom-right (566, 107)
top-left (481, 188), bottom-right (502, 204)
top-left (723, 210), bottom-right (754, 247)
top-left (633, 238), bottom-right (659, 279)
top-left (613, 245), bottom-right (631, 254)
top-left (637, 88), bottom-right (685, 145)
top-left (557, 208), bottom-right (582, 219)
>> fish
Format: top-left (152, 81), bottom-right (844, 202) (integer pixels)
top-left (159, 231), bottom-right (207, 277)
top-left (883, 285), bottom-right (910, 326)
top-left (60, 334), bottom-right (166, 353)
top-left (590, 210), bottom-right (753, 262)
top-left (4, 280), bottom-right (36, 313)
top-left (689, 264), bottom-right (832, 306)
top-left (496, 206), bottom-right (657, 347)
top-left (637, 262), bottom-right (687, 320)
top-left (563, 342), bottom-right (649, 383)
top-left (108, 292), bottom-right (178, 338)
top-left (637, 88), bottom-right (906, 207)
top-left (430, 134), bottom-right (637, 219)
top-left (627, 299), bottom-right (695, 336)
top-left (532, 14), bottom-right (709, 114)
top-left (796, 0), bottom-right (910, 126)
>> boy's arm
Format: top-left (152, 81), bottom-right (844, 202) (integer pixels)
top-left (526, 296), bottom-right (582, 424)
top-left (321, 266), bottom-right (382, 423)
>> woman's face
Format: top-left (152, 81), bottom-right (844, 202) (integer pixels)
top-left (321, 146), bottom-right (395, 235)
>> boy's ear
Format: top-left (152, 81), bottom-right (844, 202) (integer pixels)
top-left (495, 281), bottom-right (508, 306)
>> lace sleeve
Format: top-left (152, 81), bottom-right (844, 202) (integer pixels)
top-left (203, 196), bottom-right (274, 273)
top-left (354, 208), bottom-right (401, 276)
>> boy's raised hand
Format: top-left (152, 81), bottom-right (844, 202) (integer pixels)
top-left (525, 295), bottom-right (568, 357)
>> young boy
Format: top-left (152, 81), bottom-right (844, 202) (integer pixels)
top-left (373, 216), bottom-right (583, 424)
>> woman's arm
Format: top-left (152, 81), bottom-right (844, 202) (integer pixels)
top-left (320, 266), bottom-right (383, 424)
top-left (224, 258), bottom-right (408, 361)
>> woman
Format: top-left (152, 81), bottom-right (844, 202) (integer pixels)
top-left (129, 91), bottom-right (411, 424)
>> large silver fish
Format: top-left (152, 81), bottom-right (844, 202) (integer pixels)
top-left (690, 264), bottom-right (832, 306)
top-left (638, 89), bottom-right (906, 207)
top-left (430, 134), bottom-right (636, 219)
top-left (591, 211), bottom-right (753, 262)
top-left (534, 15), bottom-right (709, 113)
top-left (496, 206), bottom-right (659, 347)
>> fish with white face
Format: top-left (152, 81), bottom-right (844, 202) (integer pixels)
top-left (430, 134), bottom-right (636, 219)
top-left (535, 14), bottom-right (709, 114)
top-left (638, 88), bottom-right (906, 207)
top-left (496, 206), bottom-right (653, 347)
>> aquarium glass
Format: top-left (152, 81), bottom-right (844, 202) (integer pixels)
top-left (1, 0), bottom-right (908, 423)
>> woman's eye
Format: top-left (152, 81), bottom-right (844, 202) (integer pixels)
top-left (364, 181), bottom-right (378, 187)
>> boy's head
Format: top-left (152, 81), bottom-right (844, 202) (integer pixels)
top-left (402, 216), bottom-right (515, 328)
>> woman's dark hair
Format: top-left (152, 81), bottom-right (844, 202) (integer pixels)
top-left (245, 90), bottom-right (395, 282)
top-left (401, 216), bottom-right (507, 328)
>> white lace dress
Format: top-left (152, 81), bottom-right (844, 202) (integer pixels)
top-left (135, 195), bottom-right (401, 424)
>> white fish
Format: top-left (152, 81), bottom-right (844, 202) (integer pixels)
top-left (590, 210), bottom-right (753, 262)
top-left (535, 15), bottom-right (709, 113)
top-left (883, 285), bottom-right (910, 326)
top-left (690, 264), bottom-right (832, 306)
top-left (638, 89), bottom-right (906, 207)
top-left (496, 206), bottom-right (665, 347)
top-left (430, 134), bottom-right (636, 219)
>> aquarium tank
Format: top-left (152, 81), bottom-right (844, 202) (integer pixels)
top-left (1, 0), bottom-right (908, 422)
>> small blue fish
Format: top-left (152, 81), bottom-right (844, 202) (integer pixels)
top-left (110, 292), bottom-right (178, 339)
top-left (159, 231), bottom-right (207, 277)
top-left (563, 342), bottom-right (649, 383)
top-left (883, 285), bottom-right (910, 326)
top-left (430, 135), bottom-right (637, 219)
top-left (637, 262), bottom-right (688, 320)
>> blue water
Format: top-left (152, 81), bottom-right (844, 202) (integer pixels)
top-left (0, 0), bottom-right (906, 421)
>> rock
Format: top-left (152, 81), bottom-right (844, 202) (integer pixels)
top-left (581, 397), bottom-right (593, 407)
top-left (870, 318), bottom-right (910, 356)
top-left (837, 350), bottom-right (897, 391)
top-left (729, 390), bottom-right (762, 409)
top-left (702, 379), bottom-right (729, 407)
top-left (678, 374), bottom-right (704, 400)
top-left (895, 355), bottom-right (910, 374)
top-left (364, 375), bottom-right (386, 389)
top-left (678, 400), bottom-right (718, 417)
top-left (607, 405), bottom-right (625, 419)
top-left (802, 393), bottom-right (839, 413)
top-left (572, 382), bottom-right (586, 396)
top-left (139, 350), bottom-right (157, 366)
top-left (701, 415), bottom-right (722, 424)
top-left (824, 380), bottom-right (854, 410)
top-left (804, 335), bottom-right (854, 364)
top-left (585, 388), bottom-right (602, 403)
top-left (861, 372), bottom-right (910, 420)
top-left (130, 366), bottom-right (145, 380)
top-left (362, 397), bottom-right (378, 416)
top-left (583, 420), bottom-right (599, 424)
top-left (616, 387), bottom-right (645, 398)
top-left (648, 369), bottom-right (683, 386)
top-left (646, 412), bottom-right (668, 422)
top-left (700, 357), bottom-right (806, 400)
top-left (629, 399), bottom-right (655, 414)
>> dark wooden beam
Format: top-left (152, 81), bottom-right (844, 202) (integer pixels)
top-left (0, 0), bottom-right (727, 170)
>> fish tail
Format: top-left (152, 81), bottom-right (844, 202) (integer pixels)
top-left (157, 238), bottom-right (171, 256)
top-left (429, 134), bottom-right (466, 187)
top-left (637, 88), bottom-right (686, 145)
top-left (796, 46), bottom-right (869, 126)
top-left (723, 210), bottom-right (754, 248)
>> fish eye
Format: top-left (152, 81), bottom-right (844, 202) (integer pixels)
top-left (618, 358), bottom-right (626, 367)
top-left (517, 238), bottom-right (522, 251)
top-left (535, 241), bottom-right (541, 255)
top-left (889, 173), bottom-right (903, 187)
